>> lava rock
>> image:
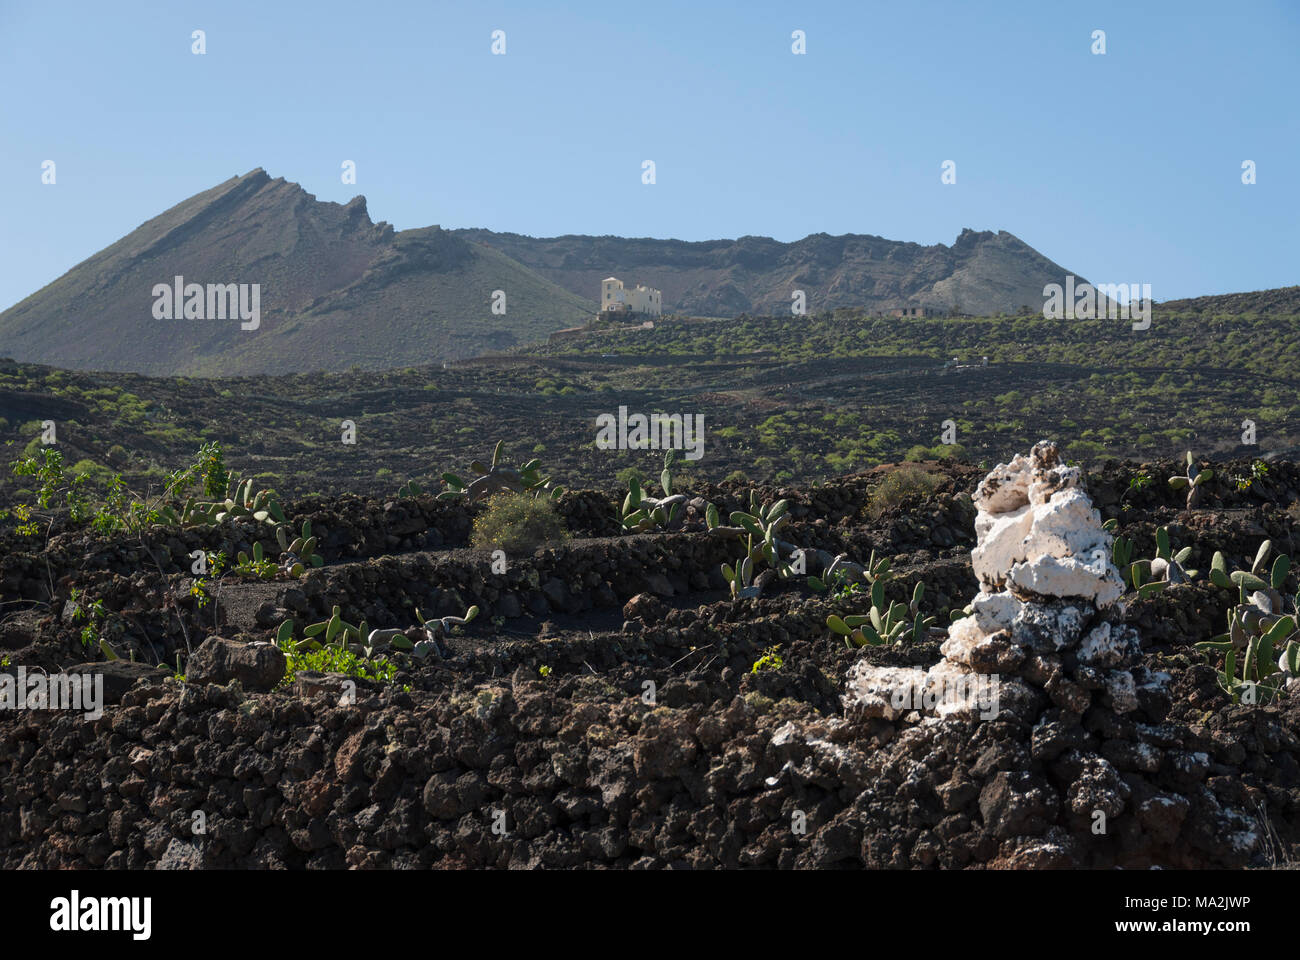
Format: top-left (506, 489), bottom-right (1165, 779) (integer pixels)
top-left (978, 771), bottom-right (1058, 839)
top-left (623, 592), bottom-right (668, 624)
top-left (64, 660), bottom-right (172, 705)
top-left (186, 637), bottom-right (286, 692)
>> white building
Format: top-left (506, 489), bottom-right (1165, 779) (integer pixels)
top-left (601, 277), bottom-right (662, 316)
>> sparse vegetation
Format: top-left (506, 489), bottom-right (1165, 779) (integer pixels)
top-left (867, 465), bottom-right (943, 519)
top-left (620, 452), bottom-right (687, 532)
top-left (751, 646), bottom-right (784, 673)
top-left (440, 440), bottom-right (564, 503)
top-left (470, 492), bottom-right (568, 554)
top-left (1168, 450), bottom-right (1214, 511)
top-left (280, 641), bottom-right (397, 686)
top-left (827, 566), bottom-right (938, 647)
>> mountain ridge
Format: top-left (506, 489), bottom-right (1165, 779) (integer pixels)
top-left (451, 225), bottom-right (1078, 317)
top-left (2, 169), bottom-right (1093, 375)
top-left (0, 169), bottom-right (593, 375)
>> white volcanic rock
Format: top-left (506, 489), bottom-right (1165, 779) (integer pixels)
top-left (969, 590), bottom-right (1020, 633)
top-left (972, 505), bottom-right (1034, 587)
top-left (939, 613), bottom-right (988, 667)
top-left (925, 658), bottom-right (1010, 720)
top-left (843, 664), bottom-right (927, 721)
top-left (843, 441), bottom-right (1142, 725)
top-left (971, 446), bottom-right (1123, 606)
top-left (1007, 550), bottom-right (1121, 608)
top-left (1078, 621), bottom-right (1140, 669)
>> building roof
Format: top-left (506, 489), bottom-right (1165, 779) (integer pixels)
top-left (603, 276), bottom-right (620, 282)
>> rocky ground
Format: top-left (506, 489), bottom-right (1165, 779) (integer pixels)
top-left (1, 452), bottom-right (1298, 869)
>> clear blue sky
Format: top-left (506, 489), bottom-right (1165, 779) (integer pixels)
top-left (2, 0), bottom-right (1297, 312)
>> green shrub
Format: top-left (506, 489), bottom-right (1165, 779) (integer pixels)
top-left (867, 465), bottom-right (942, 519)
top-left (471, 492), bottom-right (568, 554)
top-left (906, 443), bottom-right (967, 462)
top-left (1065, 439), bottom-right (1107, 463)
top-left (281, 643), bottom-right (396, 686)
top-left (616, 466), bottom-right (645, 489)
top-left (71, 458), bottom-right (112, 481)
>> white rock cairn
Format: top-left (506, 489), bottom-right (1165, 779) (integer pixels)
top-left (845, 440), bottom-right (1154, 723)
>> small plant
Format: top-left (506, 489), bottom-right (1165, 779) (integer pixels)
top-left (280, 642), bottom-right (397, 687)
top-left (815, 565), bottom-right (865, 600)
top-left (276, 609), bottom-right (410, 682)
top-left (276, 520), bottom-right (324, 577)
top-left (440, 441), bottom-right (564, 502)
top-left (13, 503), bottom-right (39, 537)
top-left (470, 492), bottom-right (568, 554)
top-left (621, 452), bottom-right (688, 532)
top-left (390, 605), bottom-right (480, 660)
top-left (751, 645), bottom-right (784, 673)
top-left (190, 551), bottom-right (226, 610)
top-left (300, 606), bottom-right (371, 651)
top-left (828, 579), bottom-right (937, 647)
top-left (90, 474), bottom-right (130, 535)
top-left (538, 665), bottom-right (552, 678)
top-left (711, 492), bottom-right (796, 599)
top-left (1196, 539), bottom-right (1299, 704)
top-left (196, 441), bottom-right (230, 498)
top-left (1112, 525), bottom-right (1194, 597)
top-left (233, 541), bottom-right (278, 580)
top-left (68, 589), bottom-right (107, 652)
top-left (866, 465), bottom-right (942, 519)
top-left (397, 479), bottom-right (424, 498)
top-left (1168, 451), bottom-right (1213, 511)
top-left (13, 446), bottom-right (73, 510)
top-left (11, 447), bottom-right (93, 524)
top-left (1233, 459), bottom-right (1268, 492)
top-left (1118, 471), bottom-right (1152, 512)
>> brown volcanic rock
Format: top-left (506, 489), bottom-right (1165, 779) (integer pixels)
top-left (185, 635), bottom-right (286, 691)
